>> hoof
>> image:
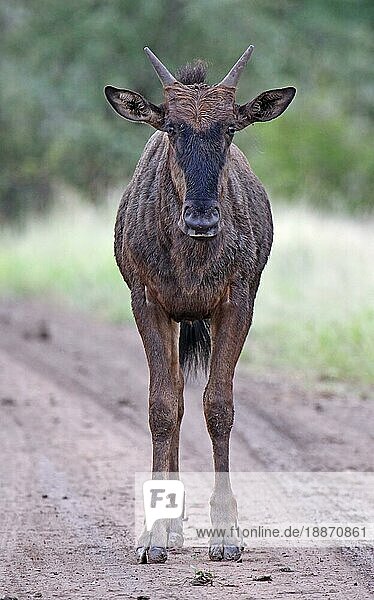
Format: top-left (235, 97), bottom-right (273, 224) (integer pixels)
top-left (148, 546), bottom-right (168, 563)
top-left (136, 546), bottom-right (168, 564)
top-left (209, 544), bottom-right (223, 561)
top-left (136, 546), bottom-right (148, 564)
top-left (209, 544), bottom-right (242, 562)
top-left (223, 545), bottom-right (242, 561)
top-left (167, 531), bottom-right (184, 549)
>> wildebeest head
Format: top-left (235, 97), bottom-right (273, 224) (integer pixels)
top-left (105, 46), bottom-right (296, 239)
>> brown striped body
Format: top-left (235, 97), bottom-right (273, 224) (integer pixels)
top-left (105, 47), bottom-right (296, 564)
top-left (115, 131), bottom-right (272, 321)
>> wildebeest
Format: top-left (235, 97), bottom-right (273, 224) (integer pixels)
top-left (104, 45), bottom-right (296, 563)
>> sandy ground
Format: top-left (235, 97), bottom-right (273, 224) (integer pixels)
top-left (0, 298), bottom-right (373, 599)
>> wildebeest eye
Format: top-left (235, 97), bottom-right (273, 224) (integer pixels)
top-left (227, 125), bottom-right (236, 136)
top-left (166, 124), bottom-right (176, 135)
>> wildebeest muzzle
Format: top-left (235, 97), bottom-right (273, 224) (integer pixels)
top-left (179, 203), bottom-right (220, 238)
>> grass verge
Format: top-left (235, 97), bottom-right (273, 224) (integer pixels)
top-left (0, 199), bottom-right (373, 384)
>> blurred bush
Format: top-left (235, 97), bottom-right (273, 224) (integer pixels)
top-left (0, 0), bottom-right (373, 222)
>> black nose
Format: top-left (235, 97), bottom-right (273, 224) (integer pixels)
top-left (183, 206), bottom-right (220, 237)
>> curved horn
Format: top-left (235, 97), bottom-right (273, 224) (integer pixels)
top-left (144, 47), bottom-right (177, 87)
top-left (217, 45), bottom-right (254, 88)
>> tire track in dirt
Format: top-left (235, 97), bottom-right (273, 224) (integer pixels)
top-left (0, 298), bottom-right (373, 599)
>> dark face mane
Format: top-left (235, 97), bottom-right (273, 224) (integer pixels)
top-left (167, 120), bottom-right (233, 237)
top-left (164, 64), bottom-right (236, 238)
top-left (171, 122), bottom-right (227, 197)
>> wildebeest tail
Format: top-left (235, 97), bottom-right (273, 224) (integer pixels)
top-left (179, 319), bottom-right (211, 379)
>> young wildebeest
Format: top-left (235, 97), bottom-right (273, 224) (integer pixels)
top-left (104, 46), bottom-right (296, 563)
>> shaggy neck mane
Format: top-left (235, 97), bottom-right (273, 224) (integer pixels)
top-left (175, 59), bottom-right (208, 85)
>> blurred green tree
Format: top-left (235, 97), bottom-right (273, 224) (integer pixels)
top-left (0, 0), bottom-right (373, 221)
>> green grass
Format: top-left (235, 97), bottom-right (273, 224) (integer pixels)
top-left (0, 197), bottom-right (132, 322)
top-left (0, 200), bottom-right (373, 384)
top-left (247, 206), bottom-right (374, 383)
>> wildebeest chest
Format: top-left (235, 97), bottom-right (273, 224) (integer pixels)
top-left (124, 219), bottom-right (256, 320)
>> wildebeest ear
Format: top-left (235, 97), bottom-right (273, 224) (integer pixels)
top-left (104, 86), bottom-right (165, 129)
top-left (236, 87), bottom-right (296, 129)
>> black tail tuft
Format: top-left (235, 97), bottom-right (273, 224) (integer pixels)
top-left (179, 319), bottom-right (211, 379)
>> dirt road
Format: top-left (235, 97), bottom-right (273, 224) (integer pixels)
top-left (0, 298), bottom-right (373, 599)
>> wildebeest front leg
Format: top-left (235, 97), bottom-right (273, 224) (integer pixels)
top-left (131, 285), bottom-right (183, 563)
top-left (204, 279), bottom-right (258, 561)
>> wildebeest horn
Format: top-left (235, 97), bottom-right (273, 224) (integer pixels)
top-left (217, 45), bottom-right (254, 88)
top-left (144, 47), bottom-right (177, 87)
